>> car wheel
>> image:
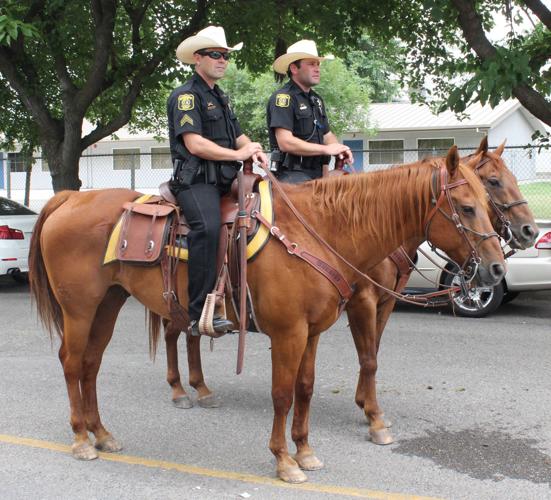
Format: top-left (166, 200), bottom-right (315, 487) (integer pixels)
top-left (11, 272), bottom-right (29, 284)
top-left (442, 272), bottom-right (504, 318)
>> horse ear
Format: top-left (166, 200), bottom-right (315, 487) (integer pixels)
top-left (465, 151), bottom-right (484, 170)
top-left (475, 136), bottom-right (488, 155)
top-left (445, 145), bottom-right (460, 176)
top-left (494, 140), bottom-right (506, 157)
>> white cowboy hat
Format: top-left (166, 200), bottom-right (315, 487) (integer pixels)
top-left (273, 39), bottom-right (334, 75)
top-left (176, 26), bottom-right (243, 64)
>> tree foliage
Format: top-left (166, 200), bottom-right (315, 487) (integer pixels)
top-left (0, 0), bottom-right (393, 191)
top-left (0, 0), bottom-right (549, 192)
top-left (366, 0), bottom-right (550, 129)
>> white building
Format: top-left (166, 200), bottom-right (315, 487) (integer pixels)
top-left (342, 99), bottom-right (549, 180)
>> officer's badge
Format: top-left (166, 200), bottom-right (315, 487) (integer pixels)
top-left (299, 103), bottom-right (307, 110)
top-left (275, 94), bottom-right (290, 108)
top-left (178, 94), bottom-right (194, 111)
top-left (180, 114), bottom-right (194, 127)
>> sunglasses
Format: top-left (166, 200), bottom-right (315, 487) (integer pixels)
top-left (196, 50), bottom-right (231, 61)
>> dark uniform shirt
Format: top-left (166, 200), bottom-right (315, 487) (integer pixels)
top-left (167, 73), bottom-right (242, 163)
top-left (266, 79), bottom-right (330, 170)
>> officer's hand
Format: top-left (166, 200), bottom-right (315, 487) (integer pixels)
top-left (252, 150), bottom-right (268, 168)
top-left (236, 142), bottom-right (264, 161)
top-left (324, 143), bottom-right (354, 164)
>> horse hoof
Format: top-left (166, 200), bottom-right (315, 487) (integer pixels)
top-left (95, 436), bottom-right (123, 453)
top-left (172, 395), bottom-right (193, 409)
top-left (277, 465), bottom-right (308, 483)
top-left (197, 394), bottom-right (220, 408)
top-left (294, 452), bottom-right (324, 471)
top-left (369, 427), bottom-right (394, 445)
top-left (72, 441), bottom-right (99, 460)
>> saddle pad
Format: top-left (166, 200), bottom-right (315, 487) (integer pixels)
top-left (103, 181), bottom-right (274, 265)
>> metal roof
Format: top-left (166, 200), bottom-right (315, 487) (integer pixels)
top-left (368, 99), bottom-right (542, 132)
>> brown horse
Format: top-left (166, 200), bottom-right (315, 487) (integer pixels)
top-left (349, 138), bottom-right (538, 445)
top-left (29, 146), bottom-right (505, 483)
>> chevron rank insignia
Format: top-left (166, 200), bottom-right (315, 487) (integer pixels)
top-left (180, 114), bottom-right (194, 127)
top-left (178, 93), bottom-right (194, 111)
top-left (275, 93), bottom-right (290, 107)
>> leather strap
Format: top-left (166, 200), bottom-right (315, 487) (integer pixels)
top-left (160, 209), bottom-right (189, 331)
top-left (253, 210), bottom-right (354, 306)
top-left (388, 246), bottom-right (414, 293)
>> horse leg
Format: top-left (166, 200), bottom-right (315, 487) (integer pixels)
top-left (269, 331), bottom-right (309, 483)
top-left (348, 293), bottom-right (394, 445)
top-left (81, 286), bottom-right (127, 453)
top-left (187, 333), bottom-right (218, 408)
top-left (164, 321), bottom-right (193, 409)
top-left (291, 334), bottom-right (324, 471)
top-left (58, 310), bottom-right (99, 460)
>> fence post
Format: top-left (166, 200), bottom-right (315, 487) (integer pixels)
top-left (6, 155), bottom-right (11, 199)
top-left (130, 155), bottom-right (136, 190)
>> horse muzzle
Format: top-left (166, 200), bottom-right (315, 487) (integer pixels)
top-left (474, 262), bottom-right (506, 287)
top-left (508, 222), bottom-right (539, 250)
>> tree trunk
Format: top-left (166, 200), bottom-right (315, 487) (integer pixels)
top-left (42, 136), bottom-right (83, 193)
top-left (51, 166), bottom-right (82, 192)
top-left (24, 159), bottom-right (32, 207)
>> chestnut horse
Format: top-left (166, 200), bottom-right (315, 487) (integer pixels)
top-left (348, 138), bottom-right (538, 445)
top-left (29, 146), bottom-right (505, 483)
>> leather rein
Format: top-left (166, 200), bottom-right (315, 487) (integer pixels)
top-left (255, 162), bottom-right (498, 308)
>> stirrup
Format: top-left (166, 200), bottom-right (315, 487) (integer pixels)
top-left (198, 293), bottom-right (232, 337)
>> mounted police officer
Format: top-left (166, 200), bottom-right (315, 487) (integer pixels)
top-left (168, 26), bottom-right (268, 335)
top-left (267, 40), bottom-right (353, 183)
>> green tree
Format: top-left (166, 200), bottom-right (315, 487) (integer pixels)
top-left (0, 0), bottom-right (209, 191)
top-left (344, 34), bottom-right (403, 103)
top-left (0, 0), bottom-right (392, 192)
top-left (367, 0), bottom-right (550, 127)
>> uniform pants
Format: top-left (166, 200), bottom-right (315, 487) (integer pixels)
top-left (176, 183), bottom-right (225, 321)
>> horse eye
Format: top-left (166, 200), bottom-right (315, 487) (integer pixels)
top-left (462, 206), bottom-right (475, 216)
top-left (487, 177), bottom-right (500, 187)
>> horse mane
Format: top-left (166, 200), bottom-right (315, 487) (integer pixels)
top-left (309, 160), bottom-right (487, 247)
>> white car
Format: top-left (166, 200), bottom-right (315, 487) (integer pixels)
top-left (0, 197), bottom-right (38, 283)
top-left (404, 221), bottom-right (551, 317)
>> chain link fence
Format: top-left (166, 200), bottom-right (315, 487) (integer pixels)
top-left (1, 146), bottom-right (550, 218)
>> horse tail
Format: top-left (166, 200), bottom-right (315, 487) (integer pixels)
top-left (147, 309), bottom-right (162, 360)
top-left (29, 191), bottom-right (74, 341)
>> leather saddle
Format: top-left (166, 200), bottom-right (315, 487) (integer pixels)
top-left (115, 172), bottom-right (262, 265)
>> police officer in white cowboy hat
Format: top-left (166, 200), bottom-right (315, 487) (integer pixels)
top-left (168, 26), bottom-right (268, 336)
top-left (267, 39), bottom-right (353, 182)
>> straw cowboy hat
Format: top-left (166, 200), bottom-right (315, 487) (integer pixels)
top-left (176, 26), bottom-right (243, 64)
top-left (273, 39), bottom-right (334, 75)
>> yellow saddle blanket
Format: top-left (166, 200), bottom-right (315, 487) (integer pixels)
top-left (103, 180), bottom-right (273, 265)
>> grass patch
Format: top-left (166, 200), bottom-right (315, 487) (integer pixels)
top-left (519, 182), bottom-right (551, 219)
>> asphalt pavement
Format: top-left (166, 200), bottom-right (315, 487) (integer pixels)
top-left (0, 275), bottom-right (550, 500)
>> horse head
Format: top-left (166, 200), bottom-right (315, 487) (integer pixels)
top-left (426, 145), bottom-right (506, 288)
top-left (471, 136), bottom-right (538, 249)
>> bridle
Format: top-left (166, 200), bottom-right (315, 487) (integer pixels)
top-left (423, 164), bottom-right (500, 295)
top-left (472, 156), bottom-right (528, 248)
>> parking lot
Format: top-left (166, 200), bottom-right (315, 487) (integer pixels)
top-left (1, 276), bottom-right (550, 500)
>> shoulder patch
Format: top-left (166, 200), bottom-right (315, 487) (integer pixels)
top-left (178, 94), bottom-right (194, 111)
top-left (275, 93), bottom-right (290, 108)
top-left (180, 114), bottom-right (194, 127)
